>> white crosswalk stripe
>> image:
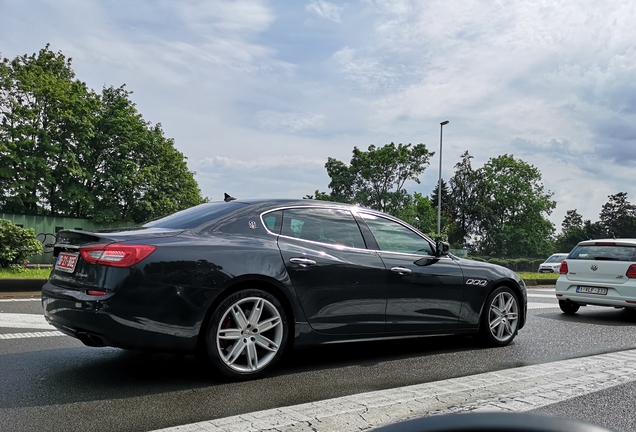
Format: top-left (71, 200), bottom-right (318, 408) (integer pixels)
top-left (527, 302), bottom-right (558, 309)
top-left (0, 313), bottom-right (52, 329)
top-left (151, 350), bottom-right (636, 432)
top-left (0, 331), bottom-right (64, 339)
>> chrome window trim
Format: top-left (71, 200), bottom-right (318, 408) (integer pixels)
top-left (259, 205), bottom-right (372, 253)
top-left (356, 210), bottom-right (437, 252)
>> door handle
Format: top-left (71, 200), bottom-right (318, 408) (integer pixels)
top-left (290, 257), bottom-right (317, 267)
top-left (391, 266), bottom-right (412, 275)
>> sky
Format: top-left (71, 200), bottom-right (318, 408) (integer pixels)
top-left (2, 0), bottom-right (636, 231)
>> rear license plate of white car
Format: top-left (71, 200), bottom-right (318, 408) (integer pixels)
top-left (576, 286), bottom-right (608, 295)
top-left (55, 252), bottom-right (78, 273)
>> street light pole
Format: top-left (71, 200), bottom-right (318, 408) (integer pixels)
top-left (437, 120), bottom-right (449, 236)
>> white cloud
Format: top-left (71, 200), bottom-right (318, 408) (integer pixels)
top-left (306, 0), bottom-right (345, 23)
top-left (256, 110), bottom-right (328, 133)
top-left (332, 47), bottom-right (397, 91)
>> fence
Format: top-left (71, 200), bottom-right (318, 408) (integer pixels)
top-left (1, 213), bottom-right (134, 265)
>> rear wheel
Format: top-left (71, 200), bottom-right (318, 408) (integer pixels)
top-left (559, 300), bottom-right (580, 315)
top-left (204, 289), bottom-right (288, 380)
top-left (479, 286), bottom-right (519, 346)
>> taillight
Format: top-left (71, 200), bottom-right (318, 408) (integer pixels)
top-left (87, 290), bottom-right (108, 296)
top-left (626, 264), bottom-right (636, 278)
top-left (559, 261), bottom-right (569, 274)
top-left (80, 244), bottom-right (156, 267)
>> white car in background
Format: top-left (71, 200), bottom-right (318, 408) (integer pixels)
top-left (538, 253), bottom-right (568, 273)
top-left (555, 239), bottom-right (636, 314)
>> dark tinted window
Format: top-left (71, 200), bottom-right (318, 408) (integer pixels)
top-left (359, 213), bottom-right (434, 255)
top-left (281, 208), bottom-right (366, 249)
top-left (568, 244), bottom-right (636, 261)
top-left (143, 202), bottom-right (248, 229)
top-left (262, 210), bottom-right (283, 234)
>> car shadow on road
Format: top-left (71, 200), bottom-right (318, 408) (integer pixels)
top-left (539, 308), bottom-right (636, 326)
top-left (0, 332), bottom-right (500, 410)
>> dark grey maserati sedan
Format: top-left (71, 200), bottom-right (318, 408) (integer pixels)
top-left (42, 199), bottom-right (527, 380)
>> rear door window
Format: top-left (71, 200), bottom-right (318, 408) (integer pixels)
top-left (280, 208), bottom-right (366, 249)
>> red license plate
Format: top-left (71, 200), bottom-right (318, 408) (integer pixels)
top-left (56, 253), bottom-right (78, 273)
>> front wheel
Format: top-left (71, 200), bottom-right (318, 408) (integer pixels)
top-left (559, 300), bottom-right (580, 315)
top-left (204, 289), bottom-right (288, 380)
top-left (479, 286), bottom-right (520, 346)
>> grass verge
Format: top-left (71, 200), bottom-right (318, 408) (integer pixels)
top-left (517, 272), bottom-right (558, 280)
top-left (0, 268), bottom-right (51, 279)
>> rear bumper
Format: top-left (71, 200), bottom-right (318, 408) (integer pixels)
top-left (555, 279), bottom-right (636, 309)
top-left (41, 281), bottom-right (216, 352)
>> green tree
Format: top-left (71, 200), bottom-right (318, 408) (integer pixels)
top-left (554, 209), bottom-right (589, 252)
top-left (86, 87), bottom-right (203, 223)
top-left (447, 150), bottom-right (478, 247)
top-left (322, 143), bottom-right (434, 214)
top-left (472, 154), bottom-right (556, 257)
top-left (599, 192), bottom-right (636, 238)
top-left (0, 44), bottom-right (98, 215)
top-left (0, 46), bottom-right (204, 223)
top-left (393, 192), bottom-right (437, 235)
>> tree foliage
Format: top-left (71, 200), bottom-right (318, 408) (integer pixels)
top-left (0, 45), bottom-right (204, 223)
top-left (447, 151), bottom-right (478, 246)
top-left (471, 154), bottom-right (556, 257)
top-left (321, 143), bottom-right (434, 214)
top-left (554, 209), bottom-right (604, 252)
top-left (393, 192), bottom-right (437, 236)
top-left (599, 192), bottom-right (636, 238)
top-left (555, 192), bottom-right (636, 252)
top-left (0, 219), bottom-right (42, 268)
top-left (442, 152), bottom-right (555, 257)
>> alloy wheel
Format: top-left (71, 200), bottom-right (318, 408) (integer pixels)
top-left (488, 291), bottom-right (519, 342)
top-left (215, 296), bottom-right (284, 373)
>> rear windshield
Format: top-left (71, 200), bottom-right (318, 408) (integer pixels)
top-left (568, 244), bottom-right (636, 262)
top-left (143, 201), bottom-right (248, 229)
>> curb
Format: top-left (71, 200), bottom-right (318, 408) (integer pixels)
top-left (523, 278), bottom-right (557, 286)
top-left (0, 278), bottom-right (47, 293)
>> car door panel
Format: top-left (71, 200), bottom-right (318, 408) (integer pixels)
top-left (379, 253), bottom-right (465, 331)
top-left (276, 207), bottom-right (388, 335)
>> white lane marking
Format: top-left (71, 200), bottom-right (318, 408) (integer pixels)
top-left (0, 313), bottom-right (53, 329)
top-left (527, 302), bottom-right (558, 309)
top-left (0, 331), bottom-right (64, 340)
top-left (527, 294), bottom-right (557, 299)
top-left (0, 298), bottom-right (41, 302)
top-left (152, 350), bottom-right (636, 432)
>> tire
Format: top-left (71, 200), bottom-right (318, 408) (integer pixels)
top-left (559, 300), bottom-right (580, 315)
top-left (204, 289), bottom-right (288, 380)
top-left (479, 286), bottom-right (520, 346)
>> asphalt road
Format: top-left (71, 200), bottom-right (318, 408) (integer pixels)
top-left (1, 288), bottom-right (636, 432)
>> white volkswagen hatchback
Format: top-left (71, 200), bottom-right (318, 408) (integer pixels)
top-left (556, 239), bottom-right (636, 314)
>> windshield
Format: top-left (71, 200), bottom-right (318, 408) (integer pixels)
top-left (545, 254), bottom-right (567, 263)
top-left (142, 201), bottom-right (248, 229)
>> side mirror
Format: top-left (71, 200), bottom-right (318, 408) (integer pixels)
top-left (436, 241), bottom-right (450, 257)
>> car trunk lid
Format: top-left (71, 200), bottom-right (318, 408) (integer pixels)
top-left (564, 260), bottom-right (631, 284)
top-left (51, 227), bottom-right (183, 291)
